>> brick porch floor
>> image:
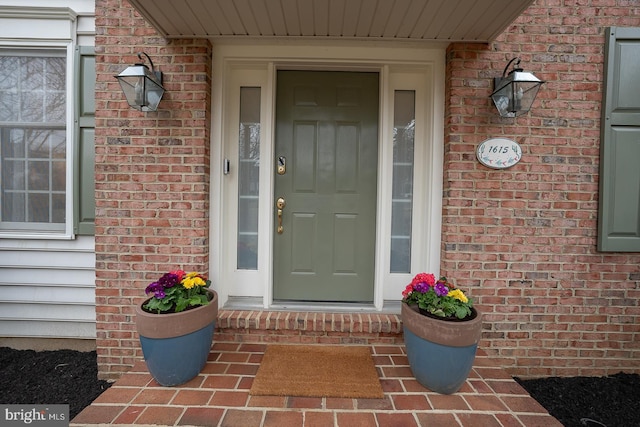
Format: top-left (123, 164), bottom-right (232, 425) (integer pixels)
top-left (72, 341), bottom-right (563, 426)
top-left (73, 310), bottom-right (563, 426)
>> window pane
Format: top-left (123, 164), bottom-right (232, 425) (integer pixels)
top-left (2, 128), bottom-right (25, 156)
top-left (45, 57), bottom-right (67, 122)
top-left (0, 50), bottom-right (66, 231)
top-left (46, 57), bottom-right (66, 90)
top-left (0, 57), bottom-right (19, 89)
top-left (2, 193), bottom-right (25, 222)
top-left (0, 93), bottom-right (18, 121)
top-left (237, 87), bottom-right (261, 269)
top-left (28, 160), bottom-right (49, 191)
top-left (0, 57), bottom-right (19, 121)
top-left (2, 160), bottom-right (25, 190)
top-left (52, 193), bottom-right (65, 223)
top-left (28, 193), bottom-right (49, 222)
top-left (390, 90), bottom-right (415, 273)
top-left (52, 159), bottom-right (65, 191)
top-left (23, 57), bottom-right (45, 91)
top-left (21, 91), bottom-right (45, 122)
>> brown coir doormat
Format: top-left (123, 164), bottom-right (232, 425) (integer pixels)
top-left (250, 345), bottom-right (384, 399)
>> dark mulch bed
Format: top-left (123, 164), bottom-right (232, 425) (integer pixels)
top-left (0, 347), bottom-right (111, 419)
top-left (514, 373), bottom-right (640, 427)
top-left (0, 346), bottom-right (638, 426)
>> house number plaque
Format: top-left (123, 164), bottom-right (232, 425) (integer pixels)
top-left (476, 138), bottom-right (522, 169)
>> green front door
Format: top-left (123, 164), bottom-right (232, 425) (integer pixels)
top-left (273, 71), bottom-right (379, 302)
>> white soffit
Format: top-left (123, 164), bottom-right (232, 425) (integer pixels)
top-left (127, 0), bottom-right (533, 43)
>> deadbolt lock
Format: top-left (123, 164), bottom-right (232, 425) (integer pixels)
top-left (277, 156), bottom-right (286, 175)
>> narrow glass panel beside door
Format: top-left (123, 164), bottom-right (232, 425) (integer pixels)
top-left (390, 90), bottom-right (415, 273)
top-left (237, 87), bottom-right (261, 270)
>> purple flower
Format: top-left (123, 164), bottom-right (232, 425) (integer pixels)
top-left (414, 282), bottom-right (430, 293)
top-left (145, 282), bottom-right (166, 299)
top-left (158, 273), bottom-right (179, 288)
top-left (434, 282), bottom-right (449, 297)
top-left (145, 282), bottom-right (159, 295)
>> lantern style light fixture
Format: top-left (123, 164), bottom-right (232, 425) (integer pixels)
top-left (491, 58), bottom-right (544, 118)
top-left (115, 52), bottom-right (165, 112)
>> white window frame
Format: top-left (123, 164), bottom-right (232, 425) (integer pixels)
top-left (0, 7), bottom-right (78, 239)
top-left (210, 42), bottom-right (445, 311)
top-left (0, 43), bottom-right (76, 239)
top-left (217, 65), bottom-right (272, 302)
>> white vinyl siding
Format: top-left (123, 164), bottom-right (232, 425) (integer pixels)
top-left (0, 1), bottom-right (96, 340)
top-left (0, 236), bottom-right (96, 338)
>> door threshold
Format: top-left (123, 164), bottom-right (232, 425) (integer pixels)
top-left (223, 296), bottom-right (401, 314)
top-left (271, 300), bottom-right (379, 313)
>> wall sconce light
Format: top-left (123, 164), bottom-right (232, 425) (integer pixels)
top-left (115, 52), bottom-right (165, 112)
top-left (491, 58), bottom-right (544, 118)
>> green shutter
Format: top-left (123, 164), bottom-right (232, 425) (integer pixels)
top-left (598, 27), bottom-right (640, 251)
top-left (73, 46), bottom-right (95, 235)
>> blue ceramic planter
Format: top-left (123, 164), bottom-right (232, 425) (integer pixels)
top-left (139, 321), bottom-right (215, 386)
top-left (401, 303), bottom-right (482, 394)
top-left (136, 290), bottom-right (218, 386)
top-left (404, 327), bottom-right (477, 394)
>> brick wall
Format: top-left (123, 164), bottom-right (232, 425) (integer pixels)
top-left (94, 0), bottom-right (640, 381)
top-left (94, 0), bottom-right (212, 380)
top-left (442, 1), bottom-right (640, 377)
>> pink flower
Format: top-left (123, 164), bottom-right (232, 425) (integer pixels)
top-left (402, 284), bottom-right (414, 298)
top-left (410, 273), bottom-right (435, 288)
top-left (169, 270), bottom-right (186, 281)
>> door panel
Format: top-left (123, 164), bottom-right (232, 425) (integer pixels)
top-left (333, 213), bottom-right (357, 273)
top-left (293, 122), bottom-right (317, 191)
top-left (291, 213), bottom-right (316, 272)
top-left (274, 70), bottom-right (379, 302)
top-left (336, 124), bottom-right (358, 191)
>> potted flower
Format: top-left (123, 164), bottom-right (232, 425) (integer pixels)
top-left (401, 273), bottom-right (482, 394)
top-left (135, 269), bottom-right (218, 386)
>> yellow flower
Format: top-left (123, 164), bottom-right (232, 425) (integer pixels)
top-left (182, 272), bottom-right (206, 289)
top-left (447, 288), bottom-right (468, 303)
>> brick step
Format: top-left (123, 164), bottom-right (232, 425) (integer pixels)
top-left (215, 310), bottom-right (403, 345)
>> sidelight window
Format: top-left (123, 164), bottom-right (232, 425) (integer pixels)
top-left (237, 87), bottom-right (261, 269)
top-left (390, 90), bottom-right (415, 273)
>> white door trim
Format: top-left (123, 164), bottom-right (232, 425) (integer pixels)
top-left (210, 41), bottom-right (445, 312)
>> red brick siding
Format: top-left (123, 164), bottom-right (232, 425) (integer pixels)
top-left (94, 0), bottom-right (640, 380)
top-left (95, 0), bottom-right (212, 380)
top-left (443, 1), bottom-right (640, 377)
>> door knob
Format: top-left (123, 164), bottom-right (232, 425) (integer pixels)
top-left (276, 197), bottom-right (286, 234)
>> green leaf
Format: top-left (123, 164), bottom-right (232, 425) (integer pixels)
top-left (175, 299), bottom-right (188, 312)
top-left (189, 295), bottom-right (207, 306)
top-left (455, 306), bottom-right (469, 319)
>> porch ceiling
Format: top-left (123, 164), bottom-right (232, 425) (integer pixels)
top-left (127, 0), bottom-right (533, 42)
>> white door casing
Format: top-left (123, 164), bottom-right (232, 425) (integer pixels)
top-left (210, 42), bottom-right (445, 312)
